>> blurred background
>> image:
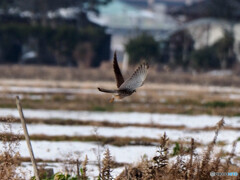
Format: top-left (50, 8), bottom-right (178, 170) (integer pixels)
top-left (0, 0), bottom-right (239, 71)
top-left (1, 0), bottom-right (240, 179)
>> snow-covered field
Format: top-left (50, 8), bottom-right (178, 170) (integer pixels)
top-left (2, 108), bottom-right (240, 128)
top-left (1, 108), bottom-right (240, 178)
top-left (0, 86), bottom-right (100, 94)
top-left (0, 121), bottom-right (239, 144)
top-left (1, 81), bottom-right (240, 179)
top-left (1, 140), bottom-right (157, 164)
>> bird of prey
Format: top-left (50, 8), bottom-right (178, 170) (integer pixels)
top-left (98, 52), bottom-right (149, 102)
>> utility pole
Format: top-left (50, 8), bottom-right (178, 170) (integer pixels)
top-left (16, 96), bottom-right (40, 180)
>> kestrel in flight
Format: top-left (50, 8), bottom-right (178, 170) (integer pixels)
top-left (98, 52), bottom-right (149, 102)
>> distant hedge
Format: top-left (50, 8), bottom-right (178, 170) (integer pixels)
top-left (125, 33), bottom-right (159, 64)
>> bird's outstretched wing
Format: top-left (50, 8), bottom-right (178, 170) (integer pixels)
top-left (113, 52), bottom-right (124, 88)
top-left (119, 62), bottom-right (149, 91)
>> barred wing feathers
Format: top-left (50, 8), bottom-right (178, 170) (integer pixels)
top-left (119, 62), bottom-right (149, 91)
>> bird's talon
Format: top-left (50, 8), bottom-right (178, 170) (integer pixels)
top-left (109, 97), bottom-right (114, 103)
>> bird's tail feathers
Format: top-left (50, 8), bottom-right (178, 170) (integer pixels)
top-left (98, 88), bottom-right (117, 93)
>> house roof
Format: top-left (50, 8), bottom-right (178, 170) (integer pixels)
top-left (87, 0), bottom-right (178, 31)
top-left (170, 0), bottom-right (240, 20)
top-left (155, 17), bottom-right (232, 41)
top-left (121, 0), bottom-right (202, 9)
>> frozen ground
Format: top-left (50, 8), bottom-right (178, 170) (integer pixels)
top-left (2, 81), bottom-right (240, 93)
top-left (9, 140), bottom-right (240, 179)
top-left (3, 83), bottom-right (240, 100)
top-left (1, 108), bottom-right (240, 128)
top-left (2, 140), bottom-right (239, 163)
top-left (1, 107), bottom-right (240, 179)
top-left (0, 86), bottom-right (100, 94)
top-left (1, 122), bottom-right (239, 144)
top-left (0, 140), bottom-right (157, 163)
top-left (1, 81), bottom-right (240, 179)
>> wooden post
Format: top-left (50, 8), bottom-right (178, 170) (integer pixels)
top-left (16, 96), bottom-right (40, 180)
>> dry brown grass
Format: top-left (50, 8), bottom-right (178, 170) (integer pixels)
top-left (115, 119), bottom-right (240, 180)
top-left (1, 91), bottom-right (240, 116)
top-left (0, 132), bottom-right (204, 148)
top-left (0, 83), bottom-right (239, 179)
top-left (0, 119), bottom-right (24, 180)
top-left (1, 64), bottom-right (240, 87)
top-left (101, 148), bottom-right (113, 180)
top-left (0, 116), bottom-right (239, 179)
top-left (2, 79), bottom-right (240, 115)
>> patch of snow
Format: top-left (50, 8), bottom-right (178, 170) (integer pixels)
top-left (207, 70), bottom-right (233, 76)
top-left (0, 141), bottom-right (157, 164)
top-left (1, 123), bottom-right (239, 144)
top-left (229, 94), bottom-right (240, 100)
top-left (1, 108), bottom-right (240, 128)
top-left (0, 86), bottom-right (99, 94)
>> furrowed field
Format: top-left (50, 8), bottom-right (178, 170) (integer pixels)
top-left (0, 66), bottom-right (240, 179)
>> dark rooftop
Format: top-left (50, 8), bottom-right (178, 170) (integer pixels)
top-left (170, 0), bottom-right (240, 20)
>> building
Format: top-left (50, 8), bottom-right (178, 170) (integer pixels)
top-left (87, 0), bottom-right (178, 62)
top-left (169, 0), bottom-right (240, 62)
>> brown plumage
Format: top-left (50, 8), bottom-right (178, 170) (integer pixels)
top-left (98, 52), bottom-right (149, 102)
top-left (113, 52), bottom-right (124, 88)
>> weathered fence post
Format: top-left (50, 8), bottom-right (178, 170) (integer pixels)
top-left (16, 96), bottom-right (40, 180)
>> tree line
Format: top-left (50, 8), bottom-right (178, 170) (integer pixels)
top-left (0, 0), bottom-right (112, 67)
